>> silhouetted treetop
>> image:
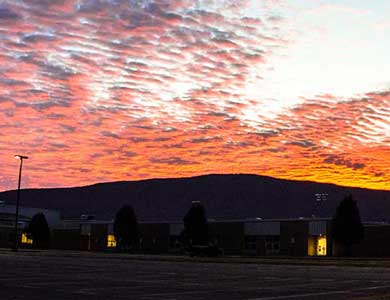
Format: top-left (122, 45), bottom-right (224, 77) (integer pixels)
top-left (183, 201), bottom-right (209, 246)
top-left (113, 205), bottom-right (139, 250)
top-left (331, 194), bottom-right (364, 255)
top-left (26, 212), bottom-right (50, 249)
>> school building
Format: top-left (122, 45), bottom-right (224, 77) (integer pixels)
top-left (2, 204), bottom-right (390, 257)
top-left (74, 217), bottom-right (390, 257)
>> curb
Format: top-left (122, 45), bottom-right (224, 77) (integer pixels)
top-left (2, 249), bottom-right (390, 268)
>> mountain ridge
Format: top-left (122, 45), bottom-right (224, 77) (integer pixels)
top-left (0, 174), bottom-right (389, 222)
top-left (3, 173), bottom-right (386, 193)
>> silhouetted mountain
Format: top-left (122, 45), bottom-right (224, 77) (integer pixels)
top-left (0, 174), bottom-right (389, 222)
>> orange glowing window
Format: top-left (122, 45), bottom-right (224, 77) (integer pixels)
top-left (317, 235), bottom-right (327, 256)
top-left (107, 234), bottom-right (116, 248)
top-left (21, 233), bottom-right (33, 244)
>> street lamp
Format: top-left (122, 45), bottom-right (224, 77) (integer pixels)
top-left (13, 155), bottom-right (28, 252)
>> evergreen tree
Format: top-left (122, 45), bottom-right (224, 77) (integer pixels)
top-left (113, 205), bottom-right (139, 251)
top-left (183, 201), bottom-right (209, 246)
top-left (331, 194), bottom-right (364, 256)
top-left (27, 213), bottom-right (50, 249)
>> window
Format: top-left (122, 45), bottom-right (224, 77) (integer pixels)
top-left (21, 233), bottom-right (33, 245)
top-left (169, 236), bottom-right (181, 249)
top-left (81, 224), bottom-right (91, 235)
top-left (245, 236), bottom-right (257, 250)
top-left (308, 235), bottom-right (327, 256)
top-left (265, 236), bottom-right (279, 255)
top-left (317, 235), bottom-right (327, 256)
top-left (107, 234), bottom-right (116, 248)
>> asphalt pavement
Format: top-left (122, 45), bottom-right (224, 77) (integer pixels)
top-left (1, 250), bottom-right (390, 299)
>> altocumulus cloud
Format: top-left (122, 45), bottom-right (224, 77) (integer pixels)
top-left (0, 0), bottom-right (388, 191)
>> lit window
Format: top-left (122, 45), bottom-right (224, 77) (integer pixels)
top-left (317, 235), bottom-right (327, 256)
top-left (308, 235), bottom-right (327, 256)
top-left (21, 233), bottom-right (33, 244)
top-left (107, 234), bottom-right (116, 248)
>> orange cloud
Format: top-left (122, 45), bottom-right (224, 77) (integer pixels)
top-left (0, 1), bottom-right (388, 191)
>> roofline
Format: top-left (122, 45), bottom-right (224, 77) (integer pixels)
top-left (78, 217), bottom-right (332, 225)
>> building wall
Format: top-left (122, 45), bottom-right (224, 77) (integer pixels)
top-left (51, 229), bottom-right (80, 250)
top-left (0, 227), bottom-right (14, 248)
top-left (326, 220), bottom-right (333, 256)
top-left (168, 223), bottom-right (184, 253)
top-left (210, 222), bottom-right (244, 255)
top-left (351, 225), bottom-right (390, 257)
top-left (28, 218), bottom-right (390, 258)
top-left (255, 235), bottom-right (280, 256)
top-left (91, 223), bottom-right (109, 250)
top-left (280, 220), bottom-right (309, 256)
top-left (0, 206), bottom-right (60, 227)
top-left (0, 213), bottom-right (31, 249)
top-left (243, 221), bottom-right (281, 256)
top-left (80, 223), bottom-right (110, 251)
top-left (139, 223), bottom-right (170, 253)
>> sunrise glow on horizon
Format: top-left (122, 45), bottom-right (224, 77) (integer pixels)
top-left (0, 0), bottom-right (389, 191)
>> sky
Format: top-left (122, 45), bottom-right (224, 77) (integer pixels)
top-left (0, 0), bottom-right (389, 192)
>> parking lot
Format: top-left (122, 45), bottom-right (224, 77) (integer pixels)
top-left (1, 250), bottom-right (390, 299)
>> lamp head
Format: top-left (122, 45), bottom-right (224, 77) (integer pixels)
top-left (14, 155), bottom-right (28, 160)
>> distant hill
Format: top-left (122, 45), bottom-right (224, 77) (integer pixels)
top-left (0, 174), bottom-right (389, 222)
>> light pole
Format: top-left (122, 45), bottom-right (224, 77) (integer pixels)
top-left (13, 155), bottom-right (28, 252)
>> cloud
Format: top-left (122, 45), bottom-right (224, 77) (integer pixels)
top-left (60, 125), bottom-right (76, 133)
top-left (0, 0), bottom-right (388, 191)
top-left (285, 140), bottom-right (316, 148)
top-left (251, 129), bottom-right (280, 138)
top-left (123, 151), bottom-right (137, 157)
top-left (0, 5), bottom-right (19, 20)
top-left (190, 136), bottom-right (223, 144)
top-left (150, 157), bottom-right (197, 165)
top-left (49, 142), bottom-right (68, 149)
top-left (22, 32), bottom-right (57, 43)
top-left (323, 155), bottom-right (366, 170)
top-left (100, 131), bottom-right (120, 139)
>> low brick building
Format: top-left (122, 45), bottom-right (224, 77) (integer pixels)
top-left (3, 213), bottom-right (389, 257)
top-left (0, 205), bottom-right (60, 249)
top-left (75, 218), bottom-right (332, 256)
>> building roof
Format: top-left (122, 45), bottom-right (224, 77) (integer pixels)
top-left (0, 205), bottom-right (61, 226)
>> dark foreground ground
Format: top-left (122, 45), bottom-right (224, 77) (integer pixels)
top-left (1, 251), bottom-right (390, 300)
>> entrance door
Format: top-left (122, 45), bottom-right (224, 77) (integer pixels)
top-left (308, 235), bottom-right (327, 256)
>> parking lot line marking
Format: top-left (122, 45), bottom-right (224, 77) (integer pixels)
top-left (248, 284), bottom-right (390, 300)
